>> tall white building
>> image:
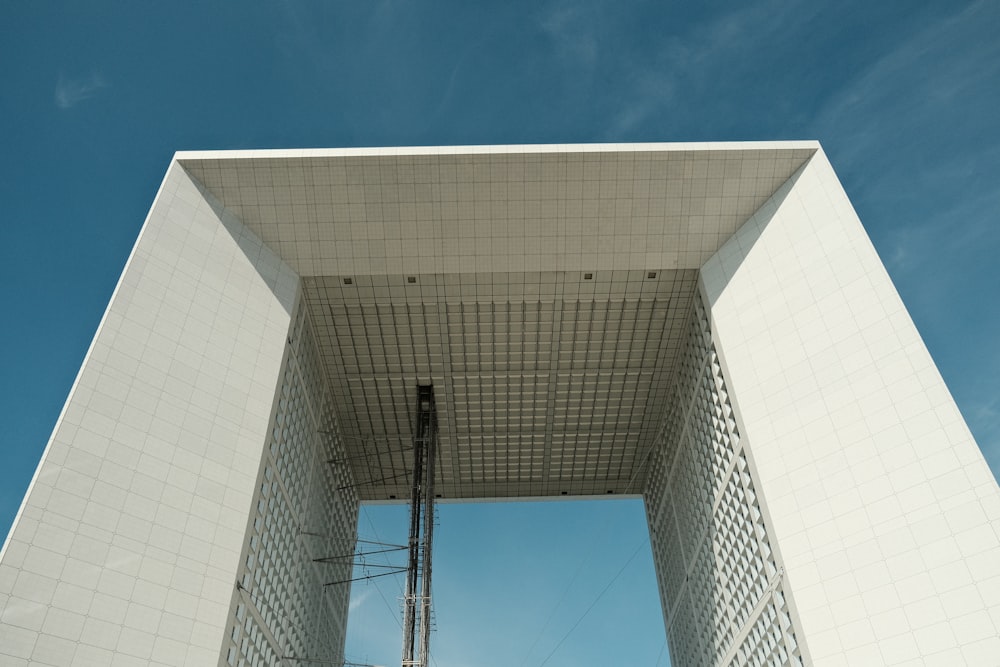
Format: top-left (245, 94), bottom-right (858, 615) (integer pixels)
top-left (1, 143), bottom-right (998, 666)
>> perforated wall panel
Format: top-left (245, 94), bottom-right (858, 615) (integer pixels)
top-left (219, 299), bottom-right (359, 666)
top-left (645, 294), bottom-right (804, 667)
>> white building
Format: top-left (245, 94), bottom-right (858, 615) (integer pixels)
top-left (1, 143), bottom-right (998, 666)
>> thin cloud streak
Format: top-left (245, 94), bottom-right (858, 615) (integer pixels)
top-left (971, 395), bottom-right (1000, 478)
top-left (884, 184), bottom-right (1000, 275)
top-left (349, 588), bottom-right (374, 613)
top-left (55, 72), bottom-right (109, 109)
top-left (537, 1), bottom-right (600, 66)
top-left (602, 0), bottom-right (821, 138)
top-left (810, 1), bottom-right (999, 170)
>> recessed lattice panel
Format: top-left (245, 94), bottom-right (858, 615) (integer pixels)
top-left (645, 294), bottom-right (804, 667)
top-left (303, 269), bottom-right (698, 499)
top-left (221, 301), bottom-right (359, 666)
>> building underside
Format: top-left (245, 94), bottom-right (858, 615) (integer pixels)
top-left (179, 145), bottom-right (810, 503)
top-left (2, 143), bottom-right (999, 667)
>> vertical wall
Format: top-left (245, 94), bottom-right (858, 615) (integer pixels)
top-left (645, 295), bottom-right (805, 666)
top-left (0, 163), bottom-right (300, 665)
top-left (701, 150), bottom-right (1000, 664)
top-left (218, 298), bottom-right (359, 666)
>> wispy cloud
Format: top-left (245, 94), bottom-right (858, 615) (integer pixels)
top-left (601, 0), bottom-right (821, 138)
top-left (55, 72), bottom-right (109, 109)
top-left (349, 588), bottom-right (373, 612)
top-left (971, 394), bottom-right (1000, 445)
top-left (659, 0), bottom-right (818, 73)
top-left (607, 70), bottom-right (676, 138)
top-left (810, 1), bottom-right (1000, 171)
top-left (537, 1), bottom-right (600, 66)
top-left (883, 174), bottom-right (1000, 274)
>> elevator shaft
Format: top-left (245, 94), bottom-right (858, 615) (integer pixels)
top-left (401, 385), bottom-right (437, 667)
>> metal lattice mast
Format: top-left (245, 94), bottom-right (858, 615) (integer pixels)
top-left (418, 390), bottom-right (437, 667)
top-left (401, 385), bottom-right (437, 667)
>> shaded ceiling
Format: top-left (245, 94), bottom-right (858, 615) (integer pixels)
top-left (178, 144), bottom-right (814, 499)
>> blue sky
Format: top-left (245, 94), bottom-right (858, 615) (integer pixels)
top-left (1, 1), bottom-right (998, 665)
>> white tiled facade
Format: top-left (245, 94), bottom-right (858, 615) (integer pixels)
top-left (699, 152), bottom-right (1000, 665)
top-left (1, 143), bottom-right (998, 666)
top-left (0, 164), bottom-right (304, 665)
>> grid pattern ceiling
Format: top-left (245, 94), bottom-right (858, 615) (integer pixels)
top-left (176, 144), bottom-right (815, 500)
top-left (303, 269), bottom-right (698, 500)
top-left (179, 144), bottom-right (815, 278)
